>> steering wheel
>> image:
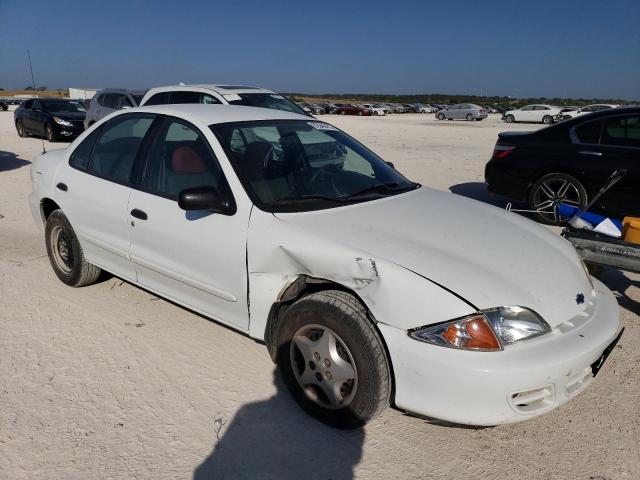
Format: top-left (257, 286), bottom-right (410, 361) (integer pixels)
top-left (309, 163), bottom-right (340, 186)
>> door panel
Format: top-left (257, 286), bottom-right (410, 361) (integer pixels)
top-left (128, 116), bottom-right (250, 330)
top-left (56, 166), bottom-right (135, 280)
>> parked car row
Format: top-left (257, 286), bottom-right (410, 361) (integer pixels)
top-left (501, 104), bottom-right (621, 125)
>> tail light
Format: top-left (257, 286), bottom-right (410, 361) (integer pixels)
top-left (492, 143), bottom-right (515, 159)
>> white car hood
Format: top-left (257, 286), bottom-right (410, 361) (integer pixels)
top-left (275, 188), bottom-right (593, 327)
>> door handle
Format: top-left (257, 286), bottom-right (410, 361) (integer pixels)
top-left (130, 209), bottom-right (148, 220)
top-left (579, 150), bottom-right (603, 156)
top-left (56, 182), bottom-right (68, 191)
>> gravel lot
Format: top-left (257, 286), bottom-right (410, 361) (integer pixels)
top-left (1, 109), bottom-right (638, 480)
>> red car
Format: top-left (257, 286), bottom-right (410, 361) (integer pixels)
top-left (335, 104), bottom-right (372, 116)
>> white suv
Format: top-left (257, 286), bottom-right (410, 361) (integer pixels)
top-left (140, 84), bottom-right (309, 116)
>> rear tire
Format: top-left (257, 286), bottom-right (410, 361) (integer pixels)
top-left (275, 290), bottom-right (391, 429)
top-left (45, 210), bottom-right (102, 287)
top-left (527, 172), bottom-right (587, 225)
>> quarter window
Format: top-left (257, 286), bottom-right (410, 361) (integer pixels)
top-left (142, 118), bottom-right (226, 199)
top-left (69, 128), bottom-right (101, 170)
top-left (602, 116), bottom-right (640, 147)
top-left (88, 115), bottom-right (155, 183)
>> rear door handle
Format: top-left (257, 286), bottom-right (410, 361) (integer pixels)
top-left (130, 209), bottom-right (148, 220)
top-left (56, 182), bottom-right (68, 191)
top-left (579, 150), bottom-right (603, 156)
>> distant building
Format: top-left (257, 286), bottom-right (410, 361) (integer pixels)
top-left (69, 88), bottom-right (98, 100)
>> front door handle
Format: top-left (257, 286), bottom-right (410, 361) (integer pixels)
top-left (130, 209), bottom-right (148, 220)
top-left (579, 150), bottom-right (603, 156)
top-left (56, 182), bottom-right (68, 191)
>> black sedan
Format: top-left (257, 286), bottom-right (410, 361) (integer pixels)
top-left (485, 107), bottom-right (640, 224)
top-left (14, 98), bottom-right (86, 142)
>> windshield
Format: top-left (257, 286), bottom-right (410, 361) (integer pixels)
top-left (227, 93), bottom-right (308, 116)
top-left (211, 120), bottom-right (418, 213)
top-left (41, 100), bottom-right (84, 113)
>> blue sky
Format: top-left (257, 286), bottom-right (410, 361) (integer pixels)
top-left (1, 0), bottom-right (638, 99)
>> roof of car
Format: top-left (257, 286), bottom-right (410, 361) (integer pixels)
top-left (98, 88), bottom-right (147, 95)
top-left (132, 104), bottom-right (311, 124)
top-left (144, 84), bottom-right (277, 95)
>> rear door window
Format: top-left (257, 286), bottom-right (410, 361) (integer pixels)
top-left (144, 92), bottom-right (170, 106)
top-left (574, 120), bottom-right (602, 144)
top-left (88, 114), bottom-right (155, 184)
top-left (169, 91), bottom-right (202, 104)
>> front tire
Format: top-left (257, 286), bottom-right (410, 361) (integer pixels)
top-left (505, 114), bottom-right (515, 123)
top-left (528, 173), bottom-right (587, 225)
top-left (542, 115), bottom-right (554, 125)
top-left (16, 120), bottom-right (26, 137)
top-left (45, 210), bottom-right (102, 287)
top-left (466, 113), bottom-right (474, 121)
top-left (45, 123), bottom-right (56, 142)
top-left (436, 112), bottom-right (445, 120)
top-left (276, 290), bottom-right (391, 429)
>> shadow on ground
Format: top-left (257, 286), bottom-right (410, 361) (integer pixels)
top-left (597, 267), bottom-right (640, 316)
top-left (193, 371), bottom-right (363, 480)
top-left (0, 151), bottom-right (31, 172)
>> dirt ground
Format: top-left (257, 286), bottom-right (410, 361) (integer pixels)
top-left (1, 109), bottom-right (638, 480)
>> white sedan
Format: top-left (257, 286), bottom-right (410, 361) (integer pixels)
top-left (29, 104), bottom-right (621, 428)
top-left (361, 104), bottom-right (387, 116)
top-left (560, 104), bottom-right (618, 120)
top-left (503, 104), bottom-right (563, 124)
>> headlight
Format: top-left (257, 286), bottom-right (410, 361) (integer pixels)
top-left (53, 116), bottom-right (73, 127)
top-left (409, 306), bottom-right (550, 351)
top-left (483, 306), bottom-right (550, 344)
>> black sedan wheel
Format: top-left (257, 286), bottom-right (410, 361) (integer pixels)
top-left (45, 124), bottom-right (56, 142)
top-left (528, 173), bottom-right (587, 225)
top-left (16, 120), bottom-right (26, 137)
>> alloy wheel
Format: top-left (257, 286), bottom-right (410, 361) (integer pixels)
top-left (532, 177), bottom-right (583, 224)
top-left (289, 324), bottom-right (358, 410)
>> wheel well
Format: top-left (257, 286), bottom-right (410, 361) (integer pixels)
top-left (40, 198), bottom-right (61, 222)
top-left (264, 275), bottom-right (397, 404)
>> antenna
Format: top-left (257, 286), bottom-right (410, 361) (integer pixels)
top-left (27, 49), bottom-right (46, 154)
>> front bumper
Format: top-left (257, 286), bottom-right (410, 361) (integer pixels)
top-left (379, 277), bottom-right (620, 426)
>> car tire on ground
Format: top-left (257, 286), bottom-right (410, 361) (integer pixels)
top-left (436, 113), bottom-right (445, 120)
top-left (275, 290), bottom-right (391, 429)
top-left (16, 120), bottom-right (26, 137)
top-left (527, 172), bottom-right (588, 225)
top-left (45, 210), bottom-right (102, 287)
top-left (466, 113), bottom-right (474, 121)
top-left (45, 124), bottom-right (56, 142)
top-left (505, 114), bottom-right (515, 123)
top-left (340, 111), bottom-right (346, 115)
top-left (542, 115), bottom-right (554, 125)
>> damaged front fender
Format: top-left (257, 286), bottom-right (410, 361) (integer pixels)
top-left (246, 208), bottom-right (476, 341)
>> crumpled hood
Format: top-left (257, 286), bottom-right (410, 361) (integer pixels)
top-left (275, 187), bottom-right (593, 327)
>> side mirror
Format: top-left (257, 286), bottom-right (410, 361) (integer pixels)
top-left (178, 186), bottom-right (236, 215)
top-left (385, 161), bottom-right (395, 169)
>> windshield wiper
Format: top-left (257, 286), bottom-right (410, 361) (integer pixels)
top-left (272, 194), bottom-right (349, 204)
top-left (341, 182), bottom-right (418, 200)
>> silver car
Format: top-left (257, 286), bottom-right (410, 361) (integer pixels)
top-left (436, 104), bottom-right (488, 121)
top-left (83, 88), bottom-right (146, 129)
